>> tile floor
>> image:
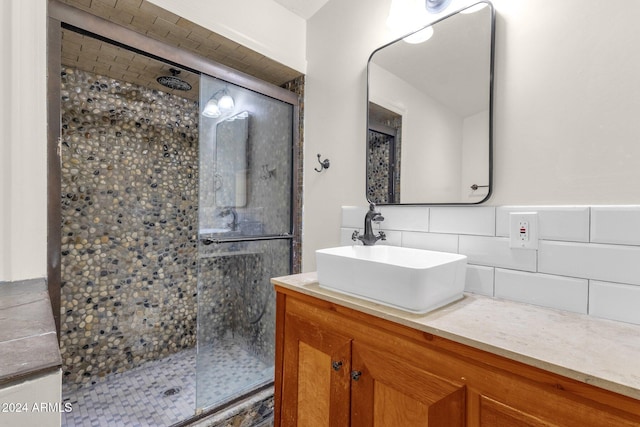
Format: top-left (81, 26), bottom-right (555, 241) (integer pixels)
top-left (62, 338), bottom-right (272, 427)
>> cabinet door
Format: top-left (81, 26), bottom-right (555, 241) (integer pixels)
top-left (478, 395), bottom-right (559, 427)
top-left (350, 341), bottom-right (465, 427)
top-left (280, 312), bottom-right (352, 427)
top-left (472, 377), bottom-right (640, 427)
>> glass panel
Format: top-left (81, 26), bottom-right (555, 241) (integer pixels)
top-left (196, 73), bottom-right (293, 411)
top-left (199, 74), bottom-right (293, 238)
top-left (196, 238), bottom-right (290, 410)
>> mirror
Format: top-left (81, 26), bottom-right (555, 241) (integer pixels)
top-left (215, 111), bottom-right (250, 207)
top-left (367, 1), bottom-right (494, 204)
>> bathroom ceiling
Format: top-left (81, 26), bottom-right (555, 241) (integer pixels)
top-left (272, 0), bottom-right (330, 19)
top-left (61, 28), bottom-right (200, 101)
top-left (57, 0), bottom-right (303, 102)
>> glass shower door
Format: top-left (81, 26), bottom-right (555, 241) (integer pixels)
top-left (196, 73), bottom-right (294, 412)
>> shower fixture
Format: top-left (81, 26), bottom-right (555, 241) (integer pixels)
top-left (156, 68), bottom-right (192, 91)
top-left (202, 89), bottom-right (235, 118)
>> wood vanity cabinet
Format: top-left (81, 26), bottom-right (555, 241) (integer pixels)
top-left (274, 287), bottom-right (640, 427)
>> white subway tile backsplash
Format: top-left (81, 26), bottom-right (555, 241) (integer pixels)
top-left (401, 232), bottom-right (458, 253)
top-left (589, 280), bottom-right (640, 325)
top-left (379, 206), bottom-right (429, 232)
top-left (495, 269), bottom-right (588, 314)
top-left (465, 265), bottom-right (494, 296)
top-left (591, 206), bottom-right (640, 245)
top-left (496, 206), bottom-right (590, 242)
top-left (341, 206), bottom-right (368, 228)
top-left (429, 207), bottom-right (495, 236)
top-left (378, 230), bottom-right (402, 246)
top-left (337, 204), bottom-right (640, 325)
top-left (459, 235), bottom-right (537, 272)
top-left (538, 241), bottom-right (640, 286)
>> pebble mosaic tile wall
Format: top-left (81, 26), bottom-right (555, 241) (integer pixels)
top-left (197, 240), bottom-right (289, 361)
top-left (60, 68), bottom-right (200, 389)
top-left (367, 124), bottom-right (401, 204)
top-left (367, 130), bottom-right (394, 204)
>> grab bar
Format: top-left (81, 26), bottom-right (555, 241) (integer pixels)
top-left (199, 233), bottom-right (293, 245)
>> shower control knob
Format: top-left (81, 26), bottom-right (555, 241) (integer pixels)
top-left (351, 370), bottom-right (362, 381)
top-left (332, 361), bottom-right (343, 371)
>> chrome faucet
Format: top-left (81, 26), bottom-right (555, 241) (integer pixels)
top-left (352, 203), bottom-right (386, 246)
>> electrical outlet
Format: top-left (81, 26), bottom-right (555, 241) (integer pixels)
top-left (509, 212), bottom-right (538, 249)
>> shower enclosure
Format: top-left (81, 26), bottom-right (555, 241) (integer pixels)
top-left (50, 2), bottom-right (300, 424)
top-left (195, 75), bottom-right (294, 411)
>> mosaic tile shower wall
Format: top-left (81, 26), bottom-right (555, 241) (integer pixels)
top-left (367, 107), bottom-right (401, 204)
top-left (198, 240), bottom-right (289, 363)
top-left (60, 68), bottom-right (199, 389)
top-left (367, 130), bottom-right (393, 204)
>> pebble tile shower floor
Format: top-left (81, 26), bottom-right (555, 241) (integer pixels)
top-left (62, 340), bottom-right (272, 427)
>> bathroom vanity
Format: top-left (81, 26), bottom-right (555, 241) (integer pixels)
top-left (272, 272), bottom-right (640, 426)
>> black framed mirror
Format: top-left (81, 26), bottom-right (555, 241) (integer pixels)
top-left (367, 1), bottom-right (494, 205)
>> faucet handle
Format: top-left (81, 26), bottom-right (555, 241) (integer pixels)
top-left (378, 231), bottom-right (386, 241)
top-left (351, 230), bottom-right (360, 241)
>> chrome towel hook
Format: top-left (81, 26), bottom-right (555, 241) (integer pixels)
top-left (314, 153), bottom-right (330, 172)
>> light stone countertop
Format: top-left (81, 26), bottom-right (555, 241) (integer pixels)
top-left (272, 272), bottom-right (640, 401)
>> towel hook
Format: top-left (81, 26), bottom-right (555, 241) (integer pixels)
top-left (315, 154), bottom-right (330, 173)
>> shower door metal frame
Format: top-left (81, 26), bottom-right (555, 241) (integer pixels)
top-left (46, 0), bottom-right (301, 340)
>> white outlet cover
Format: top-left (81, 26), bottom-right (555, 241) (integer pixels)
top-left (509, 212), bottom-right (538, 249)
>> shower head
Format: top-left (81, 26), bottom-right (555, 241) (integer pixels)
top-left (156, 68), bottom-right (192, 91)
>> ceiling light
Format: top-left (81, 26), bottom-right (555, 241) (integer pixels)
top-left (217, 93), bottom-right (235, 112)
top-left (403, 25), bottom-right (434, 44)
top-left (201, 88), bottom-right (234, 118)
top-left (387, 0), bottom-right (430, 40)
top-left (425, 0), bottom-right (452, 14)
top-left (202, 99), bottom-right (221, 118)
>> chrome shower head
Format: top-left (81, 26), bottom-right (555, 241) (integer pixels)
top-left (156, 68), bottom-right (192, 91)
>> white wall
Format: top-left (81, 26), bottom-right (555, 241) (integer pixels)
top-left (148, 0), bottom-right (307, 73)
top-left (0, 0), bottom-right (48, 282)
top-left (304, 0), bottom-right (391, 271)
top-left (303, 0), bottom-right (640, 270)
top-left (492, 0), bottom-right (640, 205)
top-left (0, 370), bottom-right (62, 427)
top-left (370, 63), bottom-right (463, 203)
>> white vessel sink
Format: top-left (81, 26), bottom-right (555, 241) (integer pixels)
top-left (316, 245), bottom-right (467, 314)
